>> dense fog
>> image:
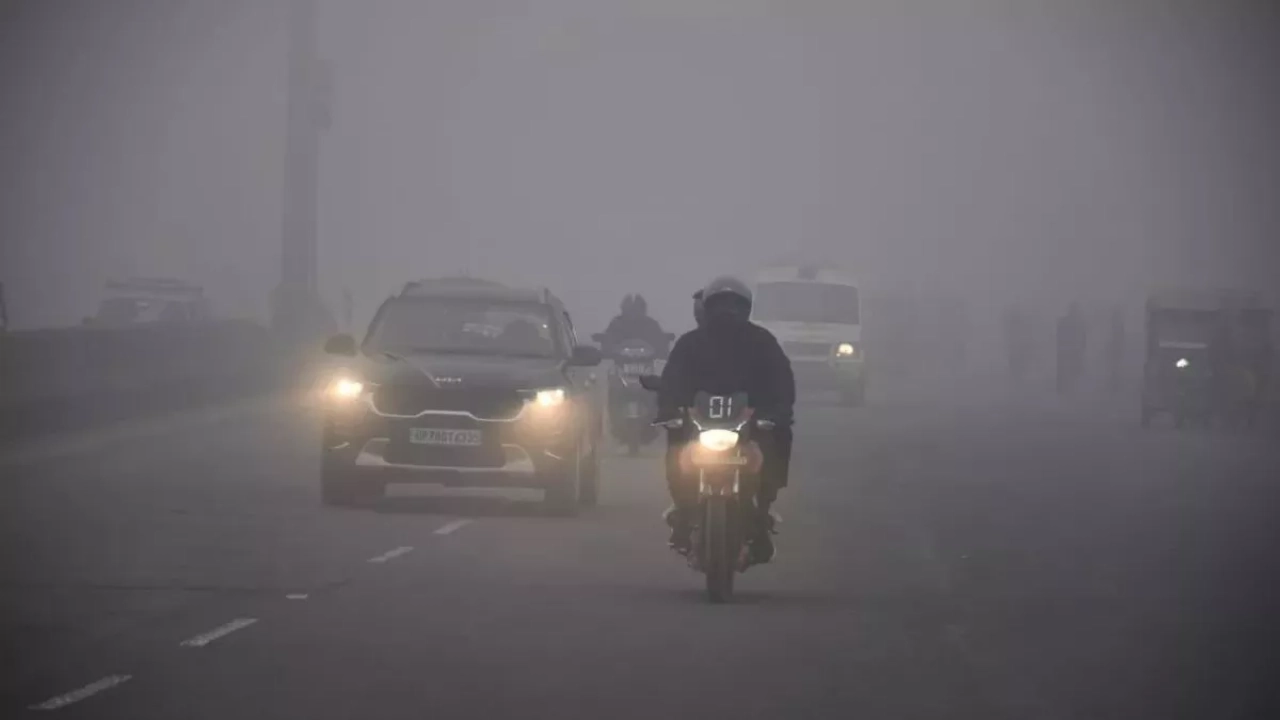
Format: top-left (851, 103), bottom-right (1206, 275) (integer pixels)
top-left (1, 0), bottom-right (1275, 334)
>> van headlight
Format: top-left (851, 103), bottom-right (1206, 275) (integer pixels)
top-left (836, 342), bottom-right (857, 358)
top-left (698, 429), bottom-right (740, 452)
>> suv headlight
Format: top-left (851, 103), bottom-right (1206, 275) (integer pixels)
top-left (534, 388), bottom-right (567, 407)
top-left (698, 429), bottom-right (740, 452)
top-left (328, 377), bottom-right (365, 401)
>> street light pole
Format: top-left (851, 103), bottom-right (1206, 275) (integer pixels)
top-left (274, 0), bottom-right (329, 343)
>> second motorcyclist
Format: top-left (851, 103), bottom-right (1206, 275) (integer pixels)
top-left (600, 294), bottom-right (672, 358)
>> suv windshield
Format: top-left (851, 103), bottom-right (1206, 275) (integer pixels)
top-left (364, 298), bottom-right (559, 358)
top-left (754, 282), bottom-right (860, 324)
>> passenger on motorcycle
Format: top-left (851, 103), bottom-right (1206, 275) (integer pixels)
top-left (658, 276), bottom-right (795, 564)
top-left (600, 294), bottom-right (672, 359)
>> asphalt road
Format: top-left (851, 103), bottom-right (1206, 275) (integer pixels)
top-left (2, 379), bottom-right (1279, 719)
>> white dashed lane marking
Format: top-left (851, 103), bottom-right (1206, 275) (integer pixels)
top-left (286, 594), bottom-right (309, 600)
top-left (179, 618), bottom-right (259, 648)
top-left (367, 546), bottom-right (414, 564)
top-left (29, 675), bottom-right (133, 711)
top-left (434, 519), bottom-right (473, 536)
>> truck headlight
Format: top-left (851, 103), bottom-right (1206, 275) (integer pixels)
top-left (698, 429), bottom-right (740, 452)
top-left (836, 342), bottom-right (857, 358)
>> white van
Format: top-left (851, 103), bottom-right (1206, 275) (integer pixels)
top-left (752, 265), bottom-right (866, 405)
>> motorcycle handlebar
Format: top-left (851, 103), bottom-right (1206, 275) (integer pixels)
top-left (650, 413), bottom-right (792, 431)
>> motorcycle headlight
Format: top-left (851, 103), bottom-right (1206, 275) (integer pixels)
top-left (329, 377), bottom-right (365, 401)
top-left (534, 388), bottom-right (567, 407)
top-left (835, 342), bottom-right (857, 358)
top-left (698, 428), bottom-right (740, 452)
top-left (1176, 358), bottom-right (1190, 370)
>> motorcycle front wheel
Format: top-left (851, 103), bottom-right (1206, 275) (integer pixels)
top-left (703, 497), bottom-right (735, 603)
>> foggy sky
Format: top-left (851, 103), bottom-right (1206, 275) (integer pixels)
top-left (1, 0), bottom-right (1276, 332)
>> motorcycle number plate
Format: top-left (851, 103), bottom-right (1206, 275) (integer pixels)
top-left (621, 364), bottom-right (649, 375)
top-left (696, 455), bottom-right (749, 467)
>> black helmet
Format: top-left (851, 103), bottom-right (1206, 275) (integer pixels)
top-left (632, 294), bottom-right (648, 316)
top-left (700, 276), bottom-right (752, 325)
top-left (620, 294), bottom-right (635, 314)
top-left (692, 289), bottom-right (706, 327)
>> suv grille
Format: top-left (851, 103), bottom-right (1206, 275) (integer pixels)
top-left (372, 386), bottom-right (525, 420)
top-left (783, 341), bottom-right (832, 357)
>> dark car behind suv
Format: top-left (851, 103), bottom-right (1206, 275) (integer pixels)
top-left (318, 278), bottom-right (604, 514)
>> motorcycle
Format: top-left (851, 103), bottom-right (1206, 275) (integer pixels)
top-left (638, 375), bottom-right (778, 603)
top-left (593, 335), bottom-right (666, 455)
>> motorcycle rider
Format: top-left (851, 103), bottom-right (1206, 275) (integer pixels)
top-left (601, 294), bottom-right (672, 358)
top-left (658, 276), bottom-right (795, 563)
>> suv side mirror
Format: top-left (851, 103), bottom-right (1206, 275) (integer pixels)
top-left (324, 333), bottom-right (357, 356)
top-left (568, 345), bottom-right (603, 367)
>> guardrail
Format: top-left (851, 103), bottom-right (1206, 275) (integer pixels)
top-left (0, 321), bottom-right (302, 444)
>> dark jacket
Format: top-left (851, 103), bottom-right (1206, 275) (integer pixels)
top-left (658, 321), bottom-right (795, 421)
top-left (601, 313), bottom-right (670, 358)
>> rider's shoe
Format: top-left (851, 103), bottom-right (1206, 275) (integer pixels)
top-left (749, 510), bottom-right (778, 564)
top-left (664, 506), bottom-right (693, 555)
top-left (749, 529), bottom-right (775, 564)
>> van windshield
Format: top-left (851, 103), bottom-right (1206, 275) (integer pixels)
top-left (754, 282), bottom-right (860, 324)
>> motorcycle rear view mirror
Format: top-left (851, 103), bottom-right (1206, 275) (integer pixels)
top-left (324, 333), bottom-right (357, 356)
top-left (638, 375), bottom-right (662, 392)
top-left (590, 333), bottom-right (607, 343)
top-left (568, 345), bottom-right (603, 367)
top-left (664, 333), bottom-right (676, 342)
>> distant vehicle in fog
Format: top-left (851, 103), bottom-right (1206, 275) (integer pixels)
top-left (751, 265), bottom-right (867, 406)
top-left (84, 277), bottom-right (211, 328)
top-left (1140, 287), bottom-right (1273, 430)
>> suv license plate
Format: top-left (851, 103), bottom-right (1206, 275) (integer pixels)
top-left (621, 364), bottom-right (649, 375)
top-left (409, 428), bottom-right (483, 446)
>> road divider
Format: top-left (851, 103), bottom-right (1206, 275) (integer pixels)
top-left (0, 321), bottom-right (324, 446)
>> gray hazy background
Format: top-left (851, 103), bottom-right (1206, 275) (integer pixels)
top-left (1, 0), bottom-right (1276, 333)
